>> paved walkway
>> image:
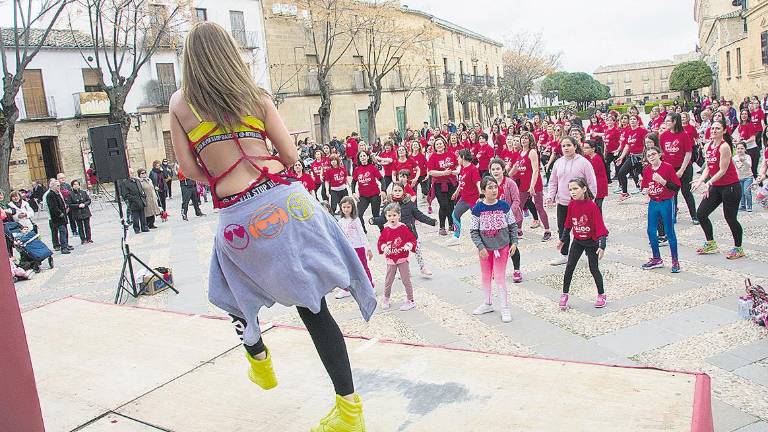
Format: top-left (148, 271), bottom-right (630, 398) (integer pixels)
top-left (15, 183), bottom-right (768, 431)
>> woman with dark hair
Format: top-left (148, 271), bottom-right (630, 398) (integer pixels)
top-left (603, 114), bottom-right (621, 185)
top-left (511, 132), bottom-right (551, 241)
top-left (351, 149), bottom-right (385, 233)
top-left (692, 119), bottom-right (744, 259)
top-left (581, 140), bottom-right (608, 211)
top-left (427, 136), bottom-right (458, 235)
top-left (375, 140), bottom-right (396, 192)
top-left (169, 22), bottom-right (374, 430)
top-left (737, 108), bottom-right (760, 178)
top-left (445, 149), bottom-right (481, 246)
top-left (66, 179), bottom-right (93, 243)
top-left (616, 115), bottom-right (647, 201)
top-left (660, 112), bottom-right (697, 223)
top-left (325, 155), bottom-right (349, 214)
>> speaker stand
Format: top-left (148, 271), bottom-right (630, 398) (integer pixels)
top-left (113, 181), bottom-right (179, 304)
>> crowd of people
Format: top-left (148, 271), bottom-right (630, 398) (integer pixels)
top-left (287, 94), bottom-right (766, 317)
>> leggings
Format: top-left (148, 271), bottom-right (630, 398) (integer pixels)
top-left (510, 247), bottom-right (521, 270)
top-left (525, 196), bottom-right (539, 220)
top-left (618, 154), bottom-right (642, 193)
top-left (556, 204), bottom-right (569, 256)
top-left (479, 245), bottom-right (510, 307)
top-left (595, 198), bottom-right (604, 213)
top-left (648, 198), bottom-right (678, 261)
top-left (418, 176), bottom-right (431, 200)
top-left (414, 239), bottom-right (427, 270)
top-left (519, 190), bottom-right (549, 229)
top-left (357, 194), bottom-right (381, 233)
top-left (434, 182), bottom-right (456, 229)
top-left (384, 261), bottom-right (414, 301)
top-left (562, 239), bottom-right (604, 295)
top-left (604, 152), bottom-right (619, 183)
top-left (696, 182), bottom-right (743, 247)
top-left (452, 199), bottom-right (473, 238)
top-left (382, 175), bottom-right (393, 193)
top-left (747, 146), bottom-right (760, 178)
top-left (329, 189), bottom-right (348, 214)
top-left (74, 218), bottom-right (92, 241)
top-left (231, 298), bottom-right (354, 396)
top-left (675, 164), bottom-right (697, 220)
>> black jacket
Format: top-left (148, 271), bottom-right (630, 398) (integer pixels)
top-left (46, 191), bottom-right (68, 226)
top-left (66, 189), bottom-right (92, 220)
top-left (120, 178), bottom-right (146, 212)
top-left (370, 198), bottom-right (436, 238)
top-left (149, 168), bottom-right (166, 192)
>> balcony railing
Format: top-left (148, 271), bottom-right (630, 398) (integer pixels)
top-left (473, 75), bottom-right (484, 86)
top-left (304, 72), bottom-right (321, 94)
top-left (485, 75), bottom-right (495, 86)
top-left (73, 92), bottom-right (110, 116)
top-left (443, 72), bottom-right (455, 86)
top-left (231, 30), bottom-right (260, 49)
top-left (460, 74), bottom-right (472, 84)
top-left (17, 94), bottom-right (56, 120)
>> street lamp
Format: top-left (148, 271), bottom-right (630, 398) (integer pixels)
top-left (368, 91), bottom-right (376, 105)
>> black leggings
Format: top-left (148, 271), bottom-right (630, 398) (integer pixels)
top-left (382, 175), bottom-right (393, 193)
top-left (617, 154), bottom-right (642, 193)
top-left (747, 146), bottom-right (761, 178)
top-left (563, 239), bottom-right (604, 295)
top-left (525, 197), bottom-right (539, 220)
top-left (434, 182), bottom-right (456, 229)
top-left (329, 189), bottom-right (348, 214)
top-left (675, 164), bottom-right (697, 220)
top-left (604, 152), bottom-right (619, 182)
top-left (231, 298), bottom-right (354, 396)
top-left (510, 247), bottom-right (521, 270)
top-left (357, 194), bottom-right (382, 233)
top-left (419, 176), bottom-right (431, 198)
top-left (75, 218), bottom-right (92, 241)
top-left (696, 182), bottom-right (743, 247)
top-left (556, 204), bottom-right (569, 256)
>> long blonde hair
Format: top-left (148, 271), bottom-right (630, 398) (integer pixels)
top-left (182, 22), bottom-right (267, 130)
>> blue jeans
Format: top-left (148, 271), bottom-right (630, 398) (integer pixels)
top-left (648, 198), bottom-right (677, 261)
top-left (451, 199), bottom-right (472, 238)
top-left (739, 177), bottom-right (753, 210)
top-left (57, 223), bottom-right (69, 250)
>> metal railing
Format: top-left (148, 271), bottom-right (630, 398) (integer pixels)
top-left (443, 72), bottom-right (455, 86)
top-left (460, 74), bottom-right (472, 84)
top-left (17, 94), bottom-right (56, 119)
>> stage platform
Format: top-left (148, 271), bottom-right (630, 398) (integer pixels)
top-left (23, 297), bottom-right (713, 431)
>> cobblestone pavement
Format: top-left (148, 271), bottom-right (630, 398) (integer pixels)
top-left (15, 183), bottom-right (768, 431)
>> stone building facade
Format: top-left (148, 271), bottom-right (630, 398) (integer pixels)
top-left (262, 1), bottom-right (503, 143)
top-left (594, 53), bottom-right (703, 105)
top-left (695, 0), bottom-right (768, 99)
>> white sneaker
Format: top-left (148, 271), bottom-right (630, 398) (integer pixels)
top-left (399, 301), bottom-right (416, 311)
top-left (444, 236), bottom-right (461, 246)
top-left (472, 303), bottom-right (494, 315)
top-left (381, 298), bottom-right (391, 310)
top-left (550, 255), bottom-right (568, 266)
top-left (334, 289), bottom-right (352, 299)
top-left (501, 308), bottom-right (512, 323)
top-left (420, 266), bottom-right (433, 278)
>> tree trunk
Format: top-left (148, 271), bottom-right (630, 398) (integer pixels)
top-left (318, 74), bottom-right (332, 144)
top-left (105, 84), bottom-right (134, 172)
top-left (0, 119), bottom-right (16, 193)
top-left (368, 82), bottom-right (382, 146)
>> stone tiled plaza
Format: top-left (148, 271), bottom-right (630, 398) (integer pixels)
top-left (16, 184), bottom-right (768, 431)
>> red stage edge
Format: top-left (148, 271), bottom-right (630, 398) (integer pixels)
top-left (0, 240), bottom-right (45, 431)
top-left (691, 373), bottom-right (714, 432)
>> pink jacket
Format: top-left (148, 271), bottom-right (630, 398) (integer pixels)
top-left (498, 177), bottom-right (523, 228)
top-left (547, 154), bottom-right (598, 206)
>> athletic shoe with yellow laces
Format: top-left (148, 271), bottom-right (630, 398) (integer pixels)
top-left (696, 240), bottom-right (718, 255)
top-left (725, 247), bottom-right (745, 260)
top-left (312, 393), bottom-right (366, 432)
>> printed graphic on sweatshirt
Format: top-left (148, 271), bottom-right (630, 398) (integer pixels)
top-left (249, 204), bottom-right (289, 239)
top-left (571, 214), bottom-right (592, 236)
top-left (286, 192), bottom-right (314, 221)
top-left (223, 224), bottom-right (250, 250)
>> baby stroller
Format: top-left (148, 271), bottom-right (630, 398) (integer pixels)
top-left (4, 222), bottom-right (54, 272)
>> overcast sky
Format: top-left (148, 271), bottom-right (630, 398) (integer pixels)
top-left (403, 0), bottom-right (700, 73)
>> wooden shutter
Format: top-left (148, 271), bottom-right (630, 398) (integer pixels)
top-left (82, 68), bottom-right (101, 92)
top-left (762, 31), bottom-right (768, 65)
top-left (22, 69), bottom-right (48, 118)
top-left (156, 63), bottom-right (176, 104)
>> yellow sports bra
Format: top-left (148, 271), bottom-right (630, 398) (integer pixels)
top-left (185, 102), bottom-right (267, 154)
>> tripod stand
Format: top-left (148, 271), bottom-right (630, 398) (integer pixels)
top-left (113, 181), bottom-right (178, 303)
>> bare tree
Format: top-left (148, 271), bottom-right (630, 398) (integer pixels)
top-left (268, 62), bottom-right (306, 108)
top-left (297, 0), bottom-right (363, 144)
top-left (0, 0), bottom-right (73, 191)
top-left (75, 0), bottom-right (187, 146)
top-left (500, 31), bottom-right (560, 110)
top-left (399, 62), bottom-right (434, 126)
top-left (352, 0), bottom-right (437, 145)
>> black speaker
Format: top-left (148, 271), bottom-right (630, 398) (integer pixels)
top-left (88, 124), bottom-right (130, 183)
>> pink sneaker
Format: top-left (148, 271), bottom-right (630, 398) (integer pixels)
top-left (559, 293), bottom-right (569, 310)
top-left (595, 294), bottom-right (607, 308)
top-left (381, 297), bottom-right (391, 310)
top-left (428, 205), bottom-right (433, 214)
top-left (512, 270), bottom-right (523, 283)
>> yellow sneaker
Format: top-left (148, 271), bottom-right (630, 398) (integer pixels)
top-left (245, 348), bottom-right (277, 390)
top-left (311, 393), bottom-right (366, 432)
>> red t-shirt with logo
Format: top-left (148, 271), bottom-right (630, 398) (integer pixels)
top-left (475, 143), bottom-right (495, 171)
top-left (291, 171), bottom-right (315, 192)
top-left (564, 199), bottom-right (609, 241)
top-left (705, 142), bottom-right (740, 186)
top-left (626, 127), bottom-right (648, 154)
top-left (660, 130), bottom-right (694, 169)
top-left (587, 153), bottom-right (608, 199)
top-left (352, 163), bottom-right (383, 197)
top-left (310, 159), bottom-right (328, 185)
top-left (345, 138), bottom-right (359, 162)
top-left (325, 166), bottom-right (348, 188)
top-left (641, 162), bottom-right (680, 201)
top-left (391, 158), bottom-right (418, 180)
top-left (410, 153), bottom-right (428, 178)
top-left (457, 163), bottom-right (481, 204)
top-left (379, 150), bottom-right (397, 176)
top-left (516, 149), bottom-right (543, 193)
top-left (737, 123), bottom-right (758, 141)
top-left (604, 126), bottom-right (621, 153)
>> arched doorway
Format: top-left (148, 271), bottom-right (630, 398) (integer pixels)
top-left (25, 136), bottom-right (61, 185)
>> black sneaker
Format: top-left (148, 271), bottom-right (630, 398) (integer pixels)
top-left (61, 249), bottom-right (71, 254)
top-left (54, 245), bottom-right (61, 251)
top-left (542, 232), bottom-right (552, 242)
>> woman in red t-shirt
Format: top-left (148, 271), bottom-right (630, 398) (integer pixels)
top-left (581, 140), bottom-right (608, 211)
top-left (500, 135), bottom-right (520, 173)
top-left (351, 150), bottom-right (385, 232)
top-left (444, 148), bottom-right (480, 245)
top-left (375, 140), bottom-right (396, 192)
top-left (691, 118), bottom-right (744, 259)
top-left (616, 115), bottom-right (647, 200)
top-left (737, 108), bottom-right (760, 178)
top-left (324, 154), bottom-right (349, 214)
top-left (491, 124), bottom-right (506, 156)
top-left (542, 124), bottom-right (561, 182)
top-left (310, 149), bottom-right (327, 199)
top-left (427, 137), bottom-right (458, 235)
top-left (391, 146), bottom-right (420, 186)
top-left (290, 160), bottom-right (315, 193)
top-left (410, 140), bottom-right (430, 206)
top-left (602, 115), bottom-right (621, 185)
top-left (660, 112), bottom-right (697, 222)
top-left (511, 131), bottom-right (551, 240)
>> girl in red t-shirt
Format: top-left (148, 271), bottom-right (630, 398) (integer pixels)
top-left (375, 140), bottom-right (396, 192)
top-left (324, 155), bottom-right (349, 214)
top-left (737, 108), bottom-right (760, 179)
top-left (641, 146), bottom-right (682, 273)
top-left (351, 150), bottom-right (385, 233)
top-left (511, 132), bottom-right (551, 241)
top-left (445, 149), bottom-right (481, 246)
top-left (581, 141), bottom-right (608, 211)
top-left (409, 140), bottom-right (430, 207)
top-left (602, 115), bottom-right (621, 185)
top-left (616, 115), bottom-right (647, 200)
top-left (391, 146), bottom-right (420, 186)
top-left (557, 177), bottom-right (608, 310)
top-left (428, 137), bottom-right (458, 235)
top-left (691, 118), bottom-right (744, 259)
top-left (491, 124), bottom-right (506, 156)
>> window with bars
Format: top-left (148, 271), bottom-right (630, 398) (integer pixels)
top-left (195, 8), bottom-right (207, 21)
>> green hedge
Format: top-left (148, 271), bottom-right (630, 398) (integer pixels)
top-left (643, 100), bottom-right (677, 114)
